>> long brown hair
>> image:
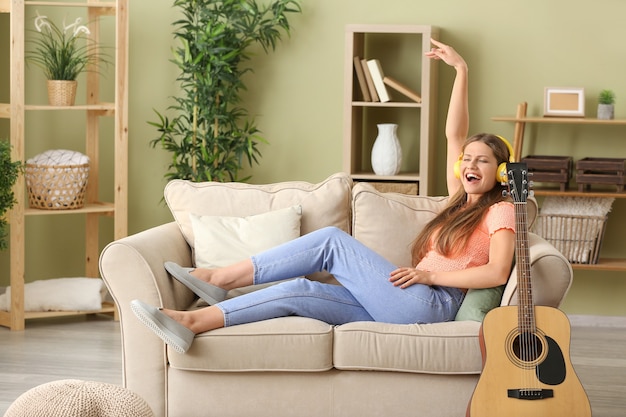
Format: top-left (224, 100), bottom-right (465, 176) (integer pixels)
top-left (410, 133), bottom-right (511, 266)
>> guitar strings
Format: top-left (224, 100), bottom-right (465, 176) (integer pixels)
top-left (512, 169), bottom-right (540, 394)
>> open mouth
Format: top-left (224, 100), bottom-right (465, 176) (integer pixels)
top-left (465, 172), bottom-right (481, 183)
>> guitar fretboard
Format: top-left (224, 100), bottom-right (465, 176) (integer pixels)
top-left (514, 200), bottom-right (535, 334)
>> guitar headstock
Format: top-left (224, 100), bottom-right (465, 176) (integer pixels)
top-left (505, 162), bottom-right (530, 204)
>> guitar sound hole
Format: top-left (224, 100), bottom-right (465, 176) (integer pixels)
top-left (512, 332), bottom-right (543, 363)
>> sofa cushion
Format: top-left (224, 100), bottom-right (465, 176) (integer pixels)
top-left (164, 172), bottom-right (353, 253)
top-left (191, 205), bottom-right (302, 269)
top-left (351, 182), bottom-right (539, 268)
top-left (351, 183), bottom-right (448, 267)
top-left (454, 285), bottom-right (505, 322)
top-left (168, 317), bottom-right (334, 372)
top-left (333, 320), bottom-right (483, 374)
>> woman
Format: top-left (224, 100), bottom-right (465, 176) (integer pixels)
top-left (131, 40), bottom-right (516, 354)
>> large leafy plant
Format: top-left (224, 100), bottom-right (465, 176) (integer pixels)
top-left (150, 0), bottom-right (301, 182)
top-left (0, 140), bottom-right (22, 250)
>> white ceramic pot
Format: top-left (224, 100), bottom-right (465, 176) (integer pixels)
top-left (371, 123), bottom-right (402, 176)
top-left (597, 104), bottom-right (614, 120)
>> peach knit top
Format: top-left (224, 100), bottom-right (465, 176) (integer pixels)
top-left (416, 202), bottom-right (515, 272)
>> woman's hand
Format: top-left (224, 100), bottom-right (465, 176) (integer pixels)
top-left (389, 267), bottom-right (434, 289)
top-left (425, 38), bottom-right (467, 70)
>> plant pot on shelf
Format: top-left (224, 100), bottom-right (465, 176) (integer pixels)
top-left (47, 80), bottom-right (77, 106)
top-left (597, 103), bottom-right (614, 120)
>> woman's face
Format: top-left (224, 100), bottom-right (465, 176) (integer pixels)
top-left (459, 141), bottom-right (499, 203)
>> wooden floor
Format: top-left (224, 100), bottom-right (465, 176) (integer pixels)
top-left (0, 315), bottom-right (122, 415)
top-left (0, 315), bottom-right (625, 416)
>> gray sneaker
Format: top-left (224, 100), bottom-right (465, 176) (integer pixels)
top-left (164, 261), bottom-right (228, 305)
top-left (130, 299), bottom-right (195, 354)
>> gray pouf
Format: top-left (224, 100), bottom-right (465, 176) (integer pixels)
top-left (4, 379), bottom-right (153, 417)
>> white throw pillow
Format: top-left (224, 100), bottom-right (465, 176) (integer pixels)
top-left (191, 205), bottom-right (302, 269)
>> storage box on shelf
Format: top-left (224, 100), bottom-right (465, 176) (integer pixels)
top-left (576, 157), bottom-right (626, 192)
top-left (343, 24), bottom-right (438, 195)
top-left (493, 102), bottom-right (626, 271)
top-left (521, 155), bottom-right (572, 191)
top-left (0, 0), bottom-right (128, 330)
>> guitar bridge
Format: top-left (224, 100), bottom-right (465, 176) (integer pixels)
top-left (507, 389), bottom-right (554, 400)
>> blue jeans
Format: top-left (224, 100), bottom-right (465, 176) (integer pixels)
top-left (216, 227), bottom-right (465, 327)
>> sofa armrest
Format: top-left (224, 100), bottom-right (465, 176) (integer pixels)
top-left (99, 221), bottom-right (194, 417)
top-left (501, 232), bottom-right (573, 308)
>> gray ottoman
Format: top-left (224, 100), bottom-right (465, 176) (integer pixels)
top-left (4, 379), bottom-right (153, 417)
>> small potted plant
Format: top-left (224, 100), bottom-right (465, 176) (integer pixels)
top-left (597, 89), bottom-right (615, 120)
top-left (26, 12), bottom-right (105, 106)
top-left (0, 140), bottom-right (22, 250)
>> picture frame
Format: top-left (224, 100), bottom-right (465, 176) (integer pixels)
top-left (544, 87), bottom-right (585, 117)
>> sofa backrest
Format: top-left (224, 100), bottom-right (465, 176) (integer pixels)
top-left (352, 183), bottom-right (448, 267)
top-left (351, 182), bottom-right (539, 267)
top-left (165, 172), bottom-right (353, 247)
top-left (351, 182), bottom-right (570, 308)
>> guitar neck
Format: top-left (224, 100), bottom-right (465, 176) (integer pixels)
top-left (507, 161), bottom-right (535, 335)
top-left (514, 200), bottom-right (534, 333)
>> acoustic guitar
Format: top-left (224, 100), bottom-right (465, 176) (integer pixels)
top-left (467, 162), bottom-right (592, 417)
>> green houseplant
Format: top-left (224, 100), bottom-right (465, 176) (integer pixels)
top-left (27, 12), bottom-right (105, 106)
top-left (0, 140), bottom-right (22, 250)
top-left (150, 0), bottom-right (301, 182)
top-left (597, 89), bottom-right (615, 120)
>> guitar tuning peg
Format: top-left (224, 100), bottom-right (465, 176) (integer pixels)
top-left (502, 190), bottom-right (509, 197)
top-left (529, 190), bottom-right (535, 198)
top-left (528, 180), bottom-right (535, 189)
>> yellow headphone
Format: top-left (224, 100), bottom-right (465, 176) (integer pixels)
top-left (453, 135), bottom-right (514, 183)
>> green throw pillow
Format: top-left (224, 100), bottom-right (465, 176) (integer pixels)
top-left (454, 285), bottom-right (505, 322)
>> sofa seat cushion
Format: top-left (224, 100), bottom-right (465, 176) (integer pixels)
top-left (168, 317), bottom-right (334, 372)
top-left (333, 321), bottom-right (483, 374)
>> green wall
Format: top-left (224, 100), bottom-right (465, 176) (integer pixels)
top-left (2, 0), bottom-right (626, 316)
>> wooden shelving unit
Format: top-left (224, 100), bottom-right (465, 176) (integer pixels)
top-left (494, 102), bottom-right (626, 272)
top-left (0, 0), bottom-right (128, 330)
top-left (343, 24), bottom-right (438, 195)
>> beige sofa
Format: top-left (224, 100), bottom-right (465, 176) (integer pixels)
top-left (100, 172), bottom-right (573, 417)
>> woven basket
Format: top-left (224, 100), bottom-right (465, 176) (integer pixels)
top-left (47, 80), bottom-right (77, 106)
top-left (25, 163), bottom-right (89, 210)
top-left (533, 214), bottom-right (608, 264)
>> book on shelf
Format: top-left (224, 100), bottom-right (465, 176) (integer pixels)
top-left (366, 59), bottom-right (391, 103)
top-left (353, 56), bottom-right (371, 102)
top-left (360, 58), bottom-right (379, 102)
top-left (383, 76), bottom-right (422, 103)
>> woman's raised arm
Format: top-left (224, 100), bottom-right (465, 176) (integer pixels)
top-left (425, 39), bottom-right (469, 196)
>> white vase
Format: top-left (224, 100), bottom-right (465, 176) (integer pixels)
top-left (371, 123), bottom-right (402, 176)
